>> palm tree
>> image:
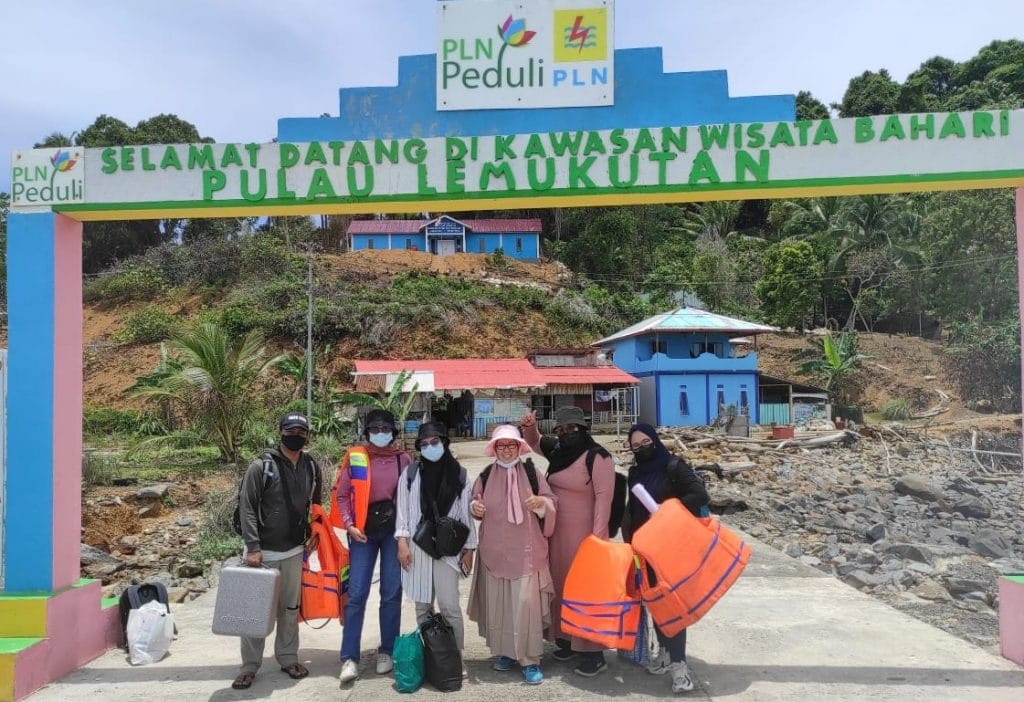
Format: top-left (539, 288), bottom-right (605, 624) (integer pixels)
top-left (129, 322), bottom-right (283, 463)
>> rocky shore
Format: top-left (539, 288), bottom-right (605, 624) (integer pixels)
top-left (676, 427), bottom-right (1023, 653)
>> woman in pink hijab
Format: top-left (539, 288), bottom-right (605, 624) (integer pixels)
top-left (467, 424), bottom-right (557, 685)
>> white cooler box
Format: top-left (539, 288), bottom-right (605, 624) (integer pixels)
top-left (212, 566), bottom-right (280, 638)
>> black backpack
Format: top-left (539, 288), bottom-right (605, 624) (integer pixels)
top-left (584, 447), bottom-right (628, 539)
top-left (232, 452), bottom-right (319, 538)
top-left (118, 582), bottom-right (172, 649)
top-left (479, 457), bottom-right (539, 494)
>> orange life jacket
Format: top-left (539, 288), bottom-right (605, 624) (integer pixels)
top-left (300, 504), bottom-right (349, 624)
top-left (631, 498), bottom-right (751, 637)
top-left (561, 535), bottom-right (642, 650)
top-left (329, 447), bottom-right (372, 532)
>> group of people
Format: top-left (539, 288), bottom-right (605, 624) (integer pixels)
top-left (233, 405), bottom-right (710, 695)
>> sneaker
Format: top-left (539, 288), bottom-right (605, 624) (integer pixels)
top-left (492, 656), bottom-right (515, 672)
top-left (522, 664), bottom-right (544, 685)
top-left (574, 654), bottom-right (607, 677)
top-left (671, 661), bottom-right (695, 693)
top-left (646, 651), bottom-right (671, 675)
top-left (551, 645), bottom-right (576, 662)
top-left (462, 666), bottom-right (469, 679)
top-left (339, 659), bottom-right (359, 684)
top-left (375, 653), bottom-right (393, 675)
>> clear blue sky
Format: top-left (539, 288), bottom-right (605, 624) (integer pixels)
top-left (3, 0), bottom-right (1022, 193)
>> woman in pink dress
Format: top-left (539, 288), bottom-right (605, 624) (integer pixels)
top-left (522, 406), bottom-right (615, 677)
top-left (467, 424), bottom-right (557, 686)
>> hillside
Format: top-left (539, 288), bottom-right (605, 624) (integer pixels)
top-left (76, 249), bottom-right (1001, 424)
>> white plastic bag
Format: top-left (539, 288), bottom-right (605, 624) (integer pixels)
top-left (127, 600), bottom-right (174, 665)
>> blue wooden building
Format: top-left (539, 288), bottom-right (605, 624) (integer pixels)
top-left (346, 215), bottom-right (541, 260)
top-left (592, 307), bottom-right (777, 427)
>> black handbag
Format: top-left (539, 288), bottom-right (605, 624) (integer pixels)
top-left (433, 514), bottom-right (470, 558)
top-left (420, 613), bottom-right (463, 692)
top-left (413, 518), bottom-right (442, 559)
top-left (364, 500), bottom-right (396, 535)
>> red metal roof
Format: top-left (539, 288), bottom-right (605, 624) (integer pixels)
top-left (353, 359), bottom-right (547, 390)
top-left (532, 367), bottom-right (639, 385)
top-left (347, 218), bottom-right (543, 234)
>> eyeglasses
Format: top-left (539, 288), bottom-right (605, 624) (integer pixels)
top-left (420, 437), bottom-right (443, 448)
top-left (553, 424), bottom-right (579, 436)
top-left (630, 438), bottom-right (653, 452)
top-left (367, 425), bottom-right (392, 434)
top-left (494, 442), bottom-right (520, 451)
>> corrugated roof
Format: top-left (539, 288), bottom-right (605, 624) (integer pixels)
top-left (353, 359), bottom-right (546, 390)
top-left (592, 307), bottom-right (778, 346)
top-left (347, 218), bottom-right (543, 234)
top-left (532, 367), bottom-right (639, 385)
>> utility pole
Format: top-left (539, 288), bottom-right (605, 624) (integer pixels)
top-left (305, 244), bottom-right (314, 419)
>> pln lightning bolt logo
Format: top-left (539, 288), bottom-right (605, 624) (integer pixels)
top-left (568, 15), bottom-right (590, 53)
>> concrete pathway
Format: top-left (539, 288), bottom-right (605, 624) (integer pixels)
top-left (27, 438), bottom-right (1024, 701)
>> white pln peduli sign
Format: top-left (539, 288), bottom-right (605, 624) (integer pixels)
top-left (436, 0), bottom-right (615, 111)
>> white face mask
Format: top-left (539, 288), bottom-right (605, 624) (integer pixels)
top-left (369, 432), bottom-right (393, 448)
top-left (420, 444), bottom-right (445, 463)
top-left (495, 458), bottom-right (519, 469)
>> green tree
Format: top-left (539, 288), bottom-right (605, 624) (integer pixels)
top-left (795, 91), bottom-right (830, 120)
top-left (129, 322), bottom-right (283, 463)
top-left (756, 241), bottom-right (821, 330)
top-left (834, 69), bottom-right (901, 117)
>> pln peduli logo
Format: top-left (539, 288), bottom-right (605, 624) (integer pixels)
top-left (11, 147), bottom-right (85, 209)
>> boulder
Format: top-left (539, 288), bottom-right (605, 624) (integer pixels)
top-left (80, 543), bottom-right (121, 566)
top-left (135, 483), bottom-right (173, 501)
top-left (843, 570), bottom-right (881, 589)
top-left (884, 543), bottom-right (935, 565)
top-left (176, 562), bottom-right (204, 578)
top-left (866, 523), bottom-right (888, 543)
top-left (970, 530), bottom-right (1012, 559)
top-left (951, 496), bottom-right (992, 519)
top-left (784, 543), bottom-right (803, 558)
top-left (912, 580), bottom-right (952, 601)
top-left (138, 502), bottom-right (162, 518)
top-left (944, 577), bottom-right (990, 597)
top-left (894, 476), bottom-right (944, 503)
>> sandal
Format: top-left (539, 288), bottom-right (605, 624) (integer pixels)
top-left (281, 662), bottom-right (309, 679)
top-left (232, 672), bottom-right (255, 690)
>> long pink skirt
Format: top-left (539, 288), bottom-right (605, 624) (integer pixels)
top-left (468, 564), bottom-right (554, 665)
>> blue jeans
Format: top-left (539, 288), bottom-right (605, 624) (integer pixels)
top-left (340, 530), bottom-right (402, 662)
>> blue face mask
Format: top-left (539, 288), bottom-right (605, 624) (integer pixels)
top-left (420, 444), bottom-right (445, 463)
top-left (369, 432), bottom-right (393, 448)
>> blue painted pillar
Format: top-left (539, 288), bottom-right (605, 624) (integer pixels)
top-left (3, 211), bottom-right (83, 593)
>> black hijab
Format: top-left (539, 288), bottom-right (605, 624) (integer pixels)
top-left (419, 441), bottom-right (462, 517)
top-left (626, 423), bottom-right (673, 525)
top-left (543, 426), bottom-right (610, 477)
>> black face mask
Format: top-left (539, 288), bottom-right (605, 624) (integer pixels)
top-left (558, 430), bottom-right (586, 452)
top-left (281, 434), bottom-right (307, 451)
top-left (632, 444), bottom-right (658, 463)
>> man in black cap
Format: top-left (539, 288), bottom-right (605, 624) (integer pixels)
top-left (233, 412), bottom-right (322, 690)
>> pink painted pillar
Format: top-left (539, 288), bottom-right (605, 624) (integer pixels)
top-left (1016, 187), bottom-right (1024, 471)
top-left (1019, 188), bottom-right (1024, 467)
top-left (52, 215), bottom-right (84, 589)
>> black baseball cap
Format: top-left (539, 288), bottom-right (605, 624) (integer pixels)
top-left (279, 412), bottom-right (310, 431)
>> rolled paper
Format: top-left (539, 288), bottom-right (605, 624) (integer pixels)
top-left (631, 484), bottom-right (660, 514)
